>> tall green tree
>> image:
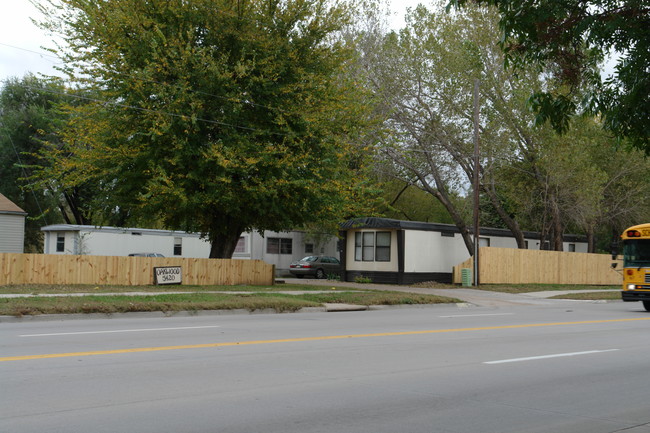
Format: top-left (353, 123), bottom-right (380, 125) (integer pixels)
top-left (450, 0), bottom-right (650, 152)
top-left (35, 0), bottom-right (379, 258)
top-left (356, 3), bottom-right (536, 254)
top-left (0, 75), bottom-right (96, 251)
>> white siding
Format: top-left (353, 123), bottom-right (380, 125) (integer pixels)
top-left (487, 236), bottom-right (519, 248)
top-left (0, 214), bottom-right (25, 253)
top-left (79, 230), bottom-right (211, 257)
top-left (41, 225), bottom-right (340, 276)
top-left (404, 231), bottom-right (469, 273)
top-left (43, 228), bottom-right (211, 257)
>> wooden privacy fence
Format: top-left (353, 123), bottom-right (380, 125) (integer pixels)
top-left (0, 253), bottom-right (275, 286)
top-left (453, 247), bottom-right (622, 285)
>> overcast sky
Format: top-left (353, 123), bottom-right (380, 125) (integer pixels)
top-left (0, 0), bottom-right (425, 82)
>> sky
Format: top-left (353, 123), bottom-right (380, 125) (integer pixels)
top-left (0, 0), bottom-right (63, 80)
top-left (0, 0), bottom-right (425, 83)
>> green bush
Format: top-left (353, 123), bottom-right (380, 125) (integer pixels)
top-left (354, 276), bottom-right (372, 284)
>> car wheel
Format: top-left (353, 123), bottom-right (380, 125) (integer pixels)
top-left (316, 268), bottom-right (326, 279)
top-left (643, 301), bottom-right (650, 312)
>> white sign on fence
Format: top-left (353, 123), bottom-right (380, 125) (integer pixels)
top-left (154, 266), bottom-right (182, 285)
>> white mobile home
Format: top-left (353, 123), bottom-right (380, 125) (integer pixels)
top-left (339, 218), bottom-right (588, 284)
top-left (0, 193), bottom-right (27, 253)
top-left (41, 224), bottom-right (339, 276)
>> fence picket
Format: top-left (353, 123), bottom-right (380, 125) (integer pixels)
top-left (0, 253), bottom-right (274, 286)
top-left (453, 247), bottom-right (621, 285)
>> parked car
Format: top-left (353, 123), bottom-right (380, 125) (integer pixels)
top-left (289, 256), bottom-right (341, 279)
top-left (128, 253), bottom-right (165, 257)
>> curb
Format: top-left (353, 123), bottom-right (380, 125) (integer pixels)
top-left (0, 302), bottom-right (472, 323)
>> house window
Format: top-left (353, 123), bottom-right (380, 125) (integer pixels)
top-left (376, 232), bottom-right (391, 261)
top-left (441, 232), bottom-right (455, 237)
top-left (234, 236), bottom-right (247, 253)
top-left (479, 237), bottom-right (491, 247)
top-left (56, 233), bottom-right (65, 252)
top-left (524, 240), bottom-right (529, 249)
top-left (568, 243), bottom-right (576, 252)
top-left (305, 243), bottom-right (314, 254)
top-left (267, 237), bottom-right (292, 254)
top-left (355, 231), bottom-right (391, 262)
top-left (173, 237), bottom-right (182, 256)
top-left (362, 232), bottom-right (374, 261)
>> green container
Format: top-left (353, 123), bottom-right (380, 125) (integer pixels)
top-left (461, 268), bottom-right (472, 287)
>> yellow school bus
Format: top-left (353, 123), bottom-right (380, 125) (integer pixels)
top-left (619, 223), bottom-right (650, 311)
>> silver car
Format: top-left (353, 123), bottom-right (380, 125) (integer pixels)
top-left (289, 256), bottom-right (341, 279)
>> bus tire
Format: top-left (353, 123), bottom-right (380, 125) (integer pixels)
top-left (643, 301), bottom-right (650, 312)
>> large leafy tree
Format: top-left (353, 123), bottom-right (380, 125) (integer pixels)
top-left (0, 75), bottom-right (97, 252)
top-left (35, 0), bottom-right (378, 258)
top-left (357, 1), bottom-right (648, 253)
top-left (357, 3), bottom-right (535, 254)
top-left (450, 0), bottom-right (650, 152)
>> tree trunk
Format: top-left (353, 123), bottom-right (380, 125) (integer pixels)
top-left (209, 230), bottom-right (244, 259)
top-left (481, 182), bottom-right (526, 249)
top-left (586, 229), bottom-right (595, 253)
top-left (416, 178), bottom-right (475, 256)
top-left (552, 202), bottom-right (564, 252)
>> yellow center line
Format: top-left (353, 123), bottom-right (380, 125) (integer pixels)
top-left (3, 317), bottom-right (649, 362)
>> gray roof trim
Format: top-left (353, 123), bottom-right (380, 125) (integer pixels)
top-left (40, 224), bottom-right (202, 238)
top-left (340, 218), bottom-right (587, 242)
top-left (0, 210), bottom-right (28, 216)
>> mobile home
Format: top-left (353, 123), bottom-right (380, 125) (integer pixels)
top-left (339, 218), bottom-right (588, 284)
top-left (41, 224), bottom-right (339, 276)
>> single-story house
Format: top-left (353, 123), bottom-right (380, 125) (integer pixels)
top-left (0, 193), bottom-right (27, 253)
top-left (41, 224), bottom-right (338, 276)
top-left (338, 217), bottom-right (588, 285)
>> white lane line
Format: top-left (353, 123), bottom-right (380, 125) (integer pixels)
top-left (20, 325), bottom-right (222, 337)
top-left (484, 349), bottom-right (619, 364)
top-left (440, 313), bottom-right (515, 318)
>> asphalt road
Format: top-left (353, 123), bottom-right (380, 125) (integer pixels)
top-left (2, 300), bottom-right (650, 433)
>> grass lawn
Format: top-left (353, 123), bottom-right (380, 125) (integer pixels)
top-left (0, 283), bottom-right (350, 295)
top-left (0, 282), bottom-right (624, 316)
top-left (0, 284), bottom-right (462, 317)
top-left (549, 291), bottom-right (622, 301)
top-left (413, 281), bottom-right (619, 294)
top-left (465, 283), bottom-right (619, 294)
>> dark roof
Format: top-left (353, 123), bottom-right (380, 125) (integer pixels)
top-left (340, 217), bottom-right (457, 232)
top-left (0, 193), bottom-right (27, 215)
top-left (340, 217), bottom-right (587, 242)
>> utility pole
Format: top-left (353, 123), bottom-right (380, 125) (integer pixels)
top-left (472, 79), bottom-right (480, 286)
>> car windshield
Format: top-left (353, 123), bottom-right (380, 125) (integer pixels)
top-left (623, 239), bottom-right (650, 268)
top-left (301, 256), bottom-right (319, 262)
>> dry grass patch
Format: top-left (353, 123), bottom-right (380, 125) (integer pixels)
top-left (0, 291), bottom-right (460, 317)
top-left (0, 293), bottom-right (320, 317)
top-left (549, 291), bottom-right (621, 301)
top-left (299, 291), bottom-right (461, 306)
top-left (0, 283), bottom-right (366, 295)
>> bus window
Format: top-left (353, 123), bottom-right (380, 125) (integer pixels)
top-left (623, 239), bottom-right (650, 268)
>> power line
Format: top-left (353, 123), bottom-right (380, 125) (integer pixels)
top-left (0, 121), bottom-right (49, 225)
top-left (0, 42), bottom-right (61, 63)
